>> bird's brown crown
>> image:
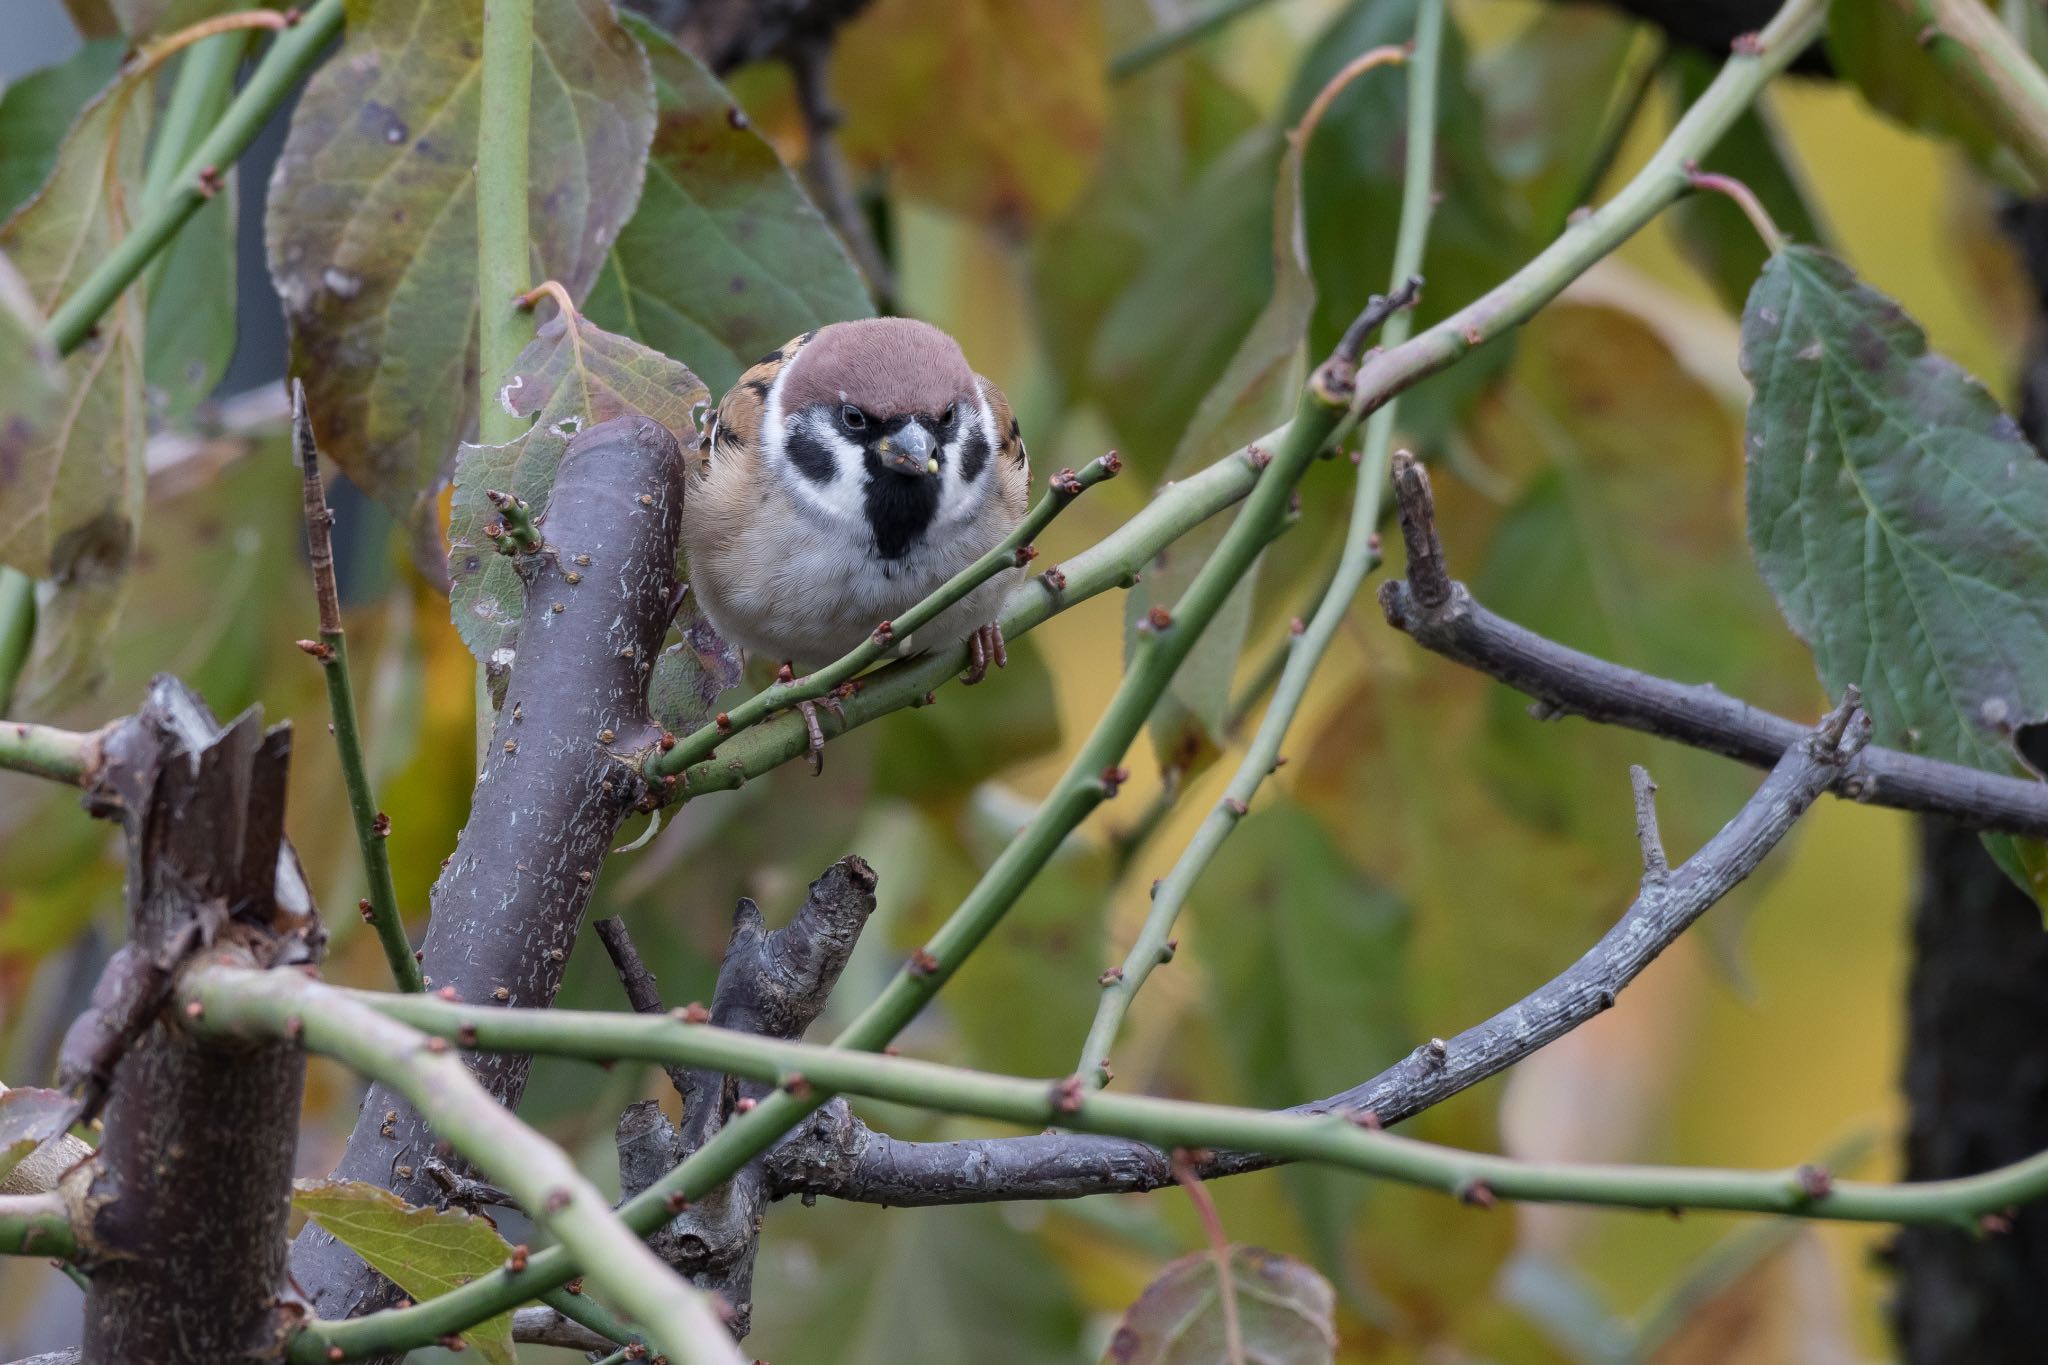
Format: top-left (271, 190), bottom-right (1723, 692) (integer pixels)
top-left (780, 317), bottom-right (976, 419)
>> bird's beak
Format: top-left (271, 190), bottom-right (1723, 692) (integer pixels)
top-left (877, 422), bottom-right (938, 477)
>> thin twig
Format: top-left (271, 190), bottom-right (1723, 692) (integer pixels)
top-left (1631, 764), bottom-right (1669, 883)
top-left (787, 37), bottom-right (896, 307)
top-left (593, 916), bottom-right (693, 1101)
top-left (1174, 1153), bottom-right (1245, 1365)
top-left (1079, 0), bottom-right (1444, 1091)
top-left (1376, 453), bottom-right (2048, 838)
top-left (294, 383), bottom-right (421, 994)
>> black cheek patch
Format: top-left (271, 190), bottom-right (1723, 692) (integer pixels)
top-left (957, 423), bottom-right (990, 482)
top-left (784, 423), bottom-right (838, 483)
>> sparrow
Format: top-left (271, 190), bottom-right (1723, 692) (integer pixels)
top-left (683, 317), bottom-right (1031, 764)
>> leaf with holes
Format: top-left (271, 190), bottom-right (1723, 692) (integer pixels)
top-left (584, 17), bottom-right (871, 397)
top-left (646, 595), bottom-right (743, 736)
top-left (266, 0), bottom-right (654, 515)
top-left (0, 55), bottom-right (153, 704)
top-left (1103, 1245), bottom-right (1337, 1365)
top-left (448, 307), bottom-right (707, 666)
top-left (1743, 245), bottom-right (2048, 901)
top-left (0, 1086), bottom-right (74, 1189)
top-left (293, 1179), bottom-right (517, 1365)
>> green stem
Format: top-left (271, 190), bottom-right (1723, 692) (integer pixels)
top-left (1111, 0), bottom-right (1287, 80)
top-left (1918, 0), bottom-right (2048, 187)
top-left (0, 1193), bottom-right (75, 1258)
top-left (187, 967), bottom-right (741, 1365)
top-left (1079, 0), bottom-right (1446, 1089)
top-left (187, 972), bottom-right (2048, 1230)
top-left (46, 0), bottom-right (344, 356)
top-left (0, 570), bottom-right (34, 714)
top-left (294, 385), bottom-right (422, 992)
top-left (651, 452), bottom-right (1120, 779)
top-left (476, 0), bottom-right (535, 447)
top-left (141, 29), bottom-right (247, 211)
top-left (224, 2), bottom-right (1824, 1351)
top-left (0, 718), bottom-right (100, 783)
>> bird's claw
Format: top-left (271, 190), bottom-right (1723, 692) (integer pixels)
top-left (796, 698), bottom-right (829, 775)
top-left (961, 622), bottom-right (1009, 686)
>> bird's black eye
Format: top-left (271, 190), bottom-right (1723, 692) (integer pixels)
top-left (840, 404), bottom-right (866, 432)
top-left (941, 402), bottom-right (958, 427)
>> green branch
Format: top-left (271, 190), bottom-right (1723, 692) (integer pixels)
top-left (0, 1193), bottom-right (75, 1258)
top-left (0, 718), bottom-right (100, 784)
top-left (294, 384), bottom-right (423, 993)
top-left (186, 970), bottom-right (2048, 1229)
top-left (192, 2), bottom-right (1827, 1352)
top-left (0, 570), bottom-right (34, 714)
top-left (1081, 0), bottom-right (1445, 1090)
top-left (45, 0), bottom-right (344, 356)
top-left (476, 0), bottom-right (536, 447)
top-left (1916, 0), bottom-right (2048, 186)
top-left (185, 966), bottom-right (741, 1365)
top-left (650, 451), bottom-right (1120, 779)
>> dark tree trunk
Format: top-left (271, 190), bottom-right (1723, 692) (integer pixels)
top-left (289, 414), bottom-right (687, 1327)
top-left (64, 678), bottom-right (321, 1365)
top-left (1888, 197), bottom-right (2048, 1363)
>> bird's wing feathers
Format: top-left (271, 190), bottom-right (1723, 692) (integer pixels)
top-left (978, 374), bottom-right (1031, 519)
top-left (700, 329), bottom-right (819, 468)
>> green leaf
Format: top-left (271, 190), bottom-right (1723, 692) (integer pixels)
top-left (448, 306), bottom-right (708, 666)
top-left (0, 39), bottom-right (127, 222)
top-left (1104, 1245), bottom-right (1337, 1365)
top-left (1191, 804), bottom-right (1409, 1277)
top-left (646, 596), bottom-right (743, 736)
top-left (0, 249), bottom-right (64, 486)
top-left (1827, 0), bottom-right (2018, 182)
top-left (1743, 245), bottom-right (2048, 901)
top-left (0, 1086), bottom-right (73, 1188)
top-left (1475, 4), bottom-right (1644, 238)
top-left (145, 167), bottom-right (235, 422)
top-left (1031, 35), bottom-right (1262, 412)
top-left (834, 0), bottom-right (1107, 225)
top-left (1666, 53), bottom-right (1828, 312)
top-left (583, 17), bottom-right (871, 398)
top-left (0, 56), bottom-right (153, 703)
top-left (292, 1179), bottom-right (518, 1365)
top-left (266, 0), bottom-right (656, 514)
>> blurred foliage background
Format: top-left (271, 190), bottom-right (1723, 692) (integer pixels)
top-left (0, 0), bottom-right (2027, 1359)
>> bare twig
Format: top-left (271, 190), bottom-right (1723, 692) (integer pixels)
top-left (1376, 451), bottom-right (2048, 838)
top-left (787, 37), bottom-right (895, 307)
top-left (294, 382), bottom-right (422, 994)
top-left (594, 916), bottom-right (693, 1100)
top-left (1632, 764), bottom-right (1669, 883)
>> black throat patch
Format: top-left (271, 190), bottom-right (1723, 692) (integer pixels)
top-left (863, 452), bottom-right (939, 559)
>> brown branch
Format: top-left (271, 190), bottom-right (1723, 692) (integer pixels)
top-left (290, 414), bottom-right (688, 1325)
top-left (64, 677), bottom-right (321, 1364)
top-left (1377, 453), bottom-right (2048, 838)
top-left (594, 915), bottom-right (693, 1101)
top-left (787, 37), bottom-right (896, 308)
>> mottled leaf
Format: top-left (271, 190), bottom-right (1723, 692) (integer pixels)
top-left (1104, 1245), bottom-right (1337, 1365)
top-left (834, 0), bottom-right (1107, 224)
top-left (0, 54), bottom-right (153, 702)
top-left (292, 1179), bottom-right (517, 1365)
top-left (267, 0), bottom-right (655, 514)
top-left (1743, 246), bottom-right (2048, 899)
top-left (1667, 53), bottom-right (1828, 312)
top-left (646, 595), bottom-right (743, 736)
top-left (448, 307), bottom-right (708, 665)
top-left (584, 17), bottom-right (871, 397)
top-left (1192, 804), bottom-right (1409, 1276)
top-left (0, 1086), bottom-right (73, 1187)
top-left (0, 250), bottom-right (64, 494)
top-left (0, 39), bottom-right (126, 221)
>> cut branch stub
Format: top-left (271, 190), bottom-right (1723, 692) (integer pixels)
top-left (292, 414), bottom-right (687, 1323)
top-left (66, 676), bottom-right (319, 1365)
